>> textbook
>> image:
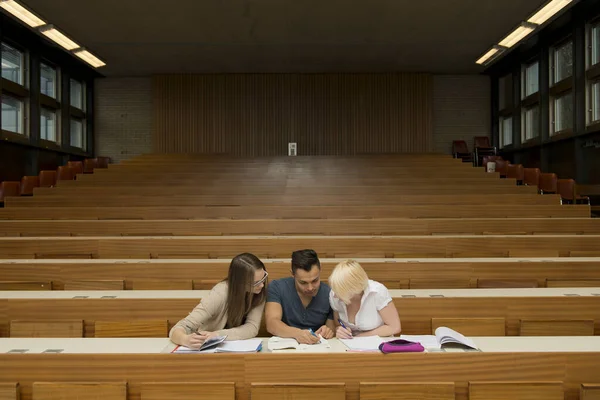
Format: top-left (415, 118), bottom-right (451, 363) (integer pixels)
top-left (173, 338), bottom-right (263, 353)
top-left (267, 335), bottom-right (330, 351)
top-left (401, 327), bottom-right (478, 350)
top-left (172, 335), bottom-right (227, 353)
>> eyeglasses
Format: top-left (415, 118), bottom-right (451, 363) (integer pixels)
top-left (253, 270), bottom-right (268, 287)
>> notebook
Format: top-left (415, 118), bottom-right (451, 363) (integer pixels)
top-left (401, 327), bottom-right (478, 350)
top-left (339, 336), bottom-right (385, 352)
top-left (172, 335), bottom-right (227, 353)
top-left (267, 335), bottom-right (330, 351)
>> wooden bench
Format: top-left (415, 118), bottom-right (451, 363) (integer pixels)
top-left (141, 382), bottom-right (235, 400)
top-left (251, 383), bottom-right (345, 400)
top-left (468, 381), bottom-right (563, 400)
top-left (32, 382), bottom-right (126, 400)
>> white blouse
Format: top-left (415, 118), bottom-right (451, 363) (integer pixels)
top-left (329, 280), bottom-right (393, 333)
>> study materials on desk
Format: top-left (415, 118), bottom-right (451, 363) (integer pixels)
top-left (401, 327), bottom-right (478, 350)
top-left (267, 335), bottom-right (330, 351)
top-left (173, 338), bottom-right (262, 353)
top-left (172, 335), bottom-right (227, 353)
top-left (339, 336), bottom-right (385, 352)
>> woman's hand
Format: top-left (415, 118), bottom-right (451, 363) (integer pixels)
top-left (183, 333), bottom-right (207, 349)
top-left (336, 325), bottom-right (353, 339)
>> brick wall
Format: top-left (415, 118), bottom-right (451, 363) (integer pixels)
top-left (433, 75), bottom-right (491, 155)
top-left (94, 77), bottom-right (152, 163)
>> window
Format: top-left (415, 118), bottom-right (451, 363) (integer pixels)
top-left (40, 108), bottom-right (57, 142)
top-left (552, 40), bottom-right (573, 83)
top-left (70, 79), bottom-right (84, 110)
top-left (41, 63), bottom-right (57, 99)
top-left (522, 105), bottom-right (540, 141)
top-left (592, 80), bottom-right (600, 123)
top-left (1, 42), bottom-right (24, 85)
top-left (500, 116), bottom-right (512, 148)
top-left (553, 91), bottom-right (573, 134)
top-left (591, 22), bottom-right (600, 66)
top-left (70, 118), bottom-right (85, 149)
top-left (1, 94), bottom-right (24, 134)
top-left (498, 74), bottom-right (513, 110)
top-left (522, 61), bottom-right (539, 98)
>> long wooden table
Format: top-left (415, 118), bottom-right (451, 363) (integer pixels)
top-left (0, 337), bottom-right (599, 400)
top-left (1, 235), bottom-right (599, 259)
top-left (3, 258), bottom-right (600, 290)
top-left (1, 288), bottom-right (599, 337)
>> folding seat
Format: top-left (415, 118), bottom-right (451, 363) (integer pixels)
top-left (67, 161), bottom-right (84, 175)
top-left (83, 158), bottom-right (98, 173)
top-left (473, 136), bottom-right (497, 166)
top-left (20, 176), bottom-right (40, 196)
top-left (39, 170), bottom-right (57, 187)
top-left (539, 173), bottom-right (558, 194)
top-left (506, 164), bottom-right (524, 184)
top-left (0, 181), bottom-right (20, 203)
top-left (558, 179), bottom-right (590, 205)
top-left (494, 159), bottom-right (510, 177)
top-left (56, 166), bottom-right (75, 181)
top-left (95, 156), bottom-right (111, 168)
top-left (523, 168), bottom-right (541, 188)
top-left (452, 140), bottom-right (473, 163)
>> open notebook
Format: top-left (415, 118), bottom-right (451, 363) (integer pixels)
top-left (339, 336), bottom-right (386, 352)
top-left (402, 327), bottom-right (478, 350)
top-left (268, 335), bottom-right (330, 351)
top-left (173, 338), bottom-right (263, 353)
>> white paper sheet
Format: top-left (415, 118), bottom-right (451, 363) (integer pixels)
top-left (339, 336), bottom-right (383, 351)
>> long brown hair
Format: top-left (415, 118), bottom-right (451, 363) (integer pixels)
top-left (225, 253), bottom-right (267, 328)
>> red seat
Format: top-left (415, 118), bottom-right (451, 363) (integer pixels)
top-left (452, 140), bottom-right (472, 163)
top-left (20, 176), bottom-right (40, 196)
top-left (96, 157), bottom-right (110, 168)
top-left (474, 136), bottom-right (492, 148)
top-left (473, 136), bottom-right (497, 166)
top-left (56, 166), bottom-right (75, 181)
top-left (67, 161), bottom-right (84, 175)
top-left (482, 156), bottom-right (503, 170)
top-left (495, 159), bottom-right (510, 177)
top-left (558, 179), bottom-right (590, 205)
top-left (0, 181), bottom-right (21, 202)
top-left (38, 170), bottom-right (57, 188)
top-left (523, 168), bottom-right (541, 188)
top-left (83, 159), bottom-right (98, 173)
top-left (539, 173), bottom-right (558, 194)
top-left (506, 164), bottom-right (524, 183)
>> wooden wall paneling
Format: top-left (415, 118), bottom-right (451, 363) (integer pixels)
top-left (63, 280), bottom-right (125, 290)
top-left (519, 319), bottom-right (595, 336)
top-left (140, 382), bottom-right (235, 400)
top-left (94, 320), bottom-right (168, 338)
top-left (32, 382), bottom-right (126, 400)
top-left (10, 320), bottom-right (83, 338)
top-left (0, 383), bottom-right (19, 400)
top-left (431, 318), bottom-right (506, 336)
top-left (250, 383), bottom-right (346, 400)
top-left (581, 384), bottom-right (600, 400)
top-left (468, 381), bottom-right (563, 400)
top-left (359, 382), bottom-right (455, 400)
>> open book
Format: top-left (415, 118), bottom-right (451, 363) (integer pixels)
top-left (402, 327), bottom-right (478, 350)
top-left (173, 337), bottom-right (263, 353)
top-left (267, 335), bottom-right (330, 351)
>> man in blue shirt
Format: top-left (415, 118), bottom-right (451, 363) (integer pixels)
top-left (265, 249), bottom-right (335, 344)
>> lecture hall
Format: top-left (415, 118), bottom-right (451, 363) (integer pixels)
top-left (0, 0), bottom-right (600, 399)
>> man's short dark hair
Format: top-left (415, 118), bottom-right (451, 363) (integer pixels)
top-left (291, 249), bottom-right (320, 274)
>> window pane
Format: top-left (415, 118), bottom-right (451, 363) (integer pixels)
top-left (524, 62), bottom-right (539, 97)
top-left (1, 94), bottom-right (23, 134)
top-left (1, 42), bottom-right (23, 85)
top-left (500, 117), bottom-right (512, 148)
top-left (40, 108), bottom-right (57, 142)
top-left (593, 24), bottom-right (600, 66)
top-left (41, 63), bottom-right (57, 99)
top-left (70, 79), bottom-right (83, 110)
top-left (592, 81), bottom-right (600, 123)
top-left (70, 118), bottom-right (84, 149)
top-left (523, 105), bottom-right (540, 141)
top-left (554, 92), bottom-right (573, 133)
top-left (554, 41), bottom-right (573, 83)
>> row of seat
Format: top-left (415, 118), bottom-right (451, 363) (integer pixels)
top-left (1, 381), bottom-right (596, 400)
top-left (452, 136), bottom-right (497, 166)
top-left (0, 157), bottom-right (110, 202)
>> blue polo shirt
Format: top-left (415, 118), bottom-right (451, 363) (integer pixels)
top-left (267, 277), bottom-right (333, 331)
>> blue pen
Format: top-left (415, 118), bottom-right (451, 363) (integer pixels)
top-left (308, 328), bottom-right (318, 337)
top-left (338, 318), bottom-right (353, 338)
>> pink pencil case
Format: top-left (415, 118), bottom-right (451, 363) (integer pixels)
top-left (378, 339), bottom-right (425, 353)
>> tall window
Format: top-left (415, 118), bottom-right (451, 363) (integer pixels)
top-left (40, 108), bottom-right (57, 142)
top-left (70, 118), bottom-right (84, 149)
top-left (522, 105), bottom-right (540, 141)
top-left (70, 79), bottom-right (84, 110)
top-left (500, 116), bottom-right (513, 148)
top-left (1, 94), bottom-right (24, 134)
top-left (41, 63), bottom-right (57, 99)
top-left (550, 39), bottom-right (573, 135)
top-left (587, 21), bottom-right (600, 125)
top-left (1, 42), bottom-right (24, 85)
top-left (522, 61), bottom-right (539, 98)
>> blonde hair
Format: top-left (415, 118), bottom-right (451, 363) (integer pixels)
top-left (328, 260), bottom-right (369, 304)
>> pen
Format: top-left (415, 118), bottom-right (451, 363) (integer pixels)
top-left (308, 328), bottom-right (318, 337)
top-left (338, 318), bottom-right (348, 330)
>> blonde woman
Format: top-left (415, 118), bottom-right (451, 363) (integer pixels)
top-left (328, 260), bottom-right (401, 339)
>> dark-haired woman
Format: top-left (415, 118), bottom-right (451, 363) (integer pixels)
top-left (169, 253), bottom-right (268, 349)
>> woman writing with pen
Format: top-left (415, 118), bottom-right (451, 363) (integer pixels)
top-left (328, 260), bottom-right (401, 339)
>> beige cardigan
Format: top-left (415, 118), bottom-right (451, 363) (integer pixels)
top-left (169, 281), bottom-right (265, 341)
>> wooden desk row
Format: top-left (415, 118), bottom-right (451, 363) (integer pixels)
top-left (1, 336), bottom-right (600, 400)
top-left (0, 235), bottom-right (599, 259)
top-left (1, 218), bottom-right (599, 237)
top-left (3, 258), bottom-right (600, 290)
top-left (4, 193), bottom-right (558, 208)
top-left (0, 204), bottom-right (588, 219)
top-left (1, 288), bottom-right (599, 337)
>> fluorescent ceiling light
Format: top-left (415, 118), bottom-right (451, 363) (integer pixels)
top-left (0, 0), bottom-right (45, 27)
top-left (476, 46), bottom-right (504, 65)
top-left (74, 48), bottom-right (106, 68)
top-left (40, 25), bottom-right (79, 50)
top-left (498, 24), bottom-right (536, 48)
top-left (528, 0), bottom-right (573, 25)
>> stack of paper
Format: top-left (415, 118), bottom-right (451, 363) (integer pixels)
top-left (339, 336), bottom-right (384, 352)
top-left (173, 338), bottom-right (262, 353)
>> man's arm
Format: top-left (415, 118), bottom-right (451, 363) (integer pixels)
top-left (265, 302), bottom-right (319, 344)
